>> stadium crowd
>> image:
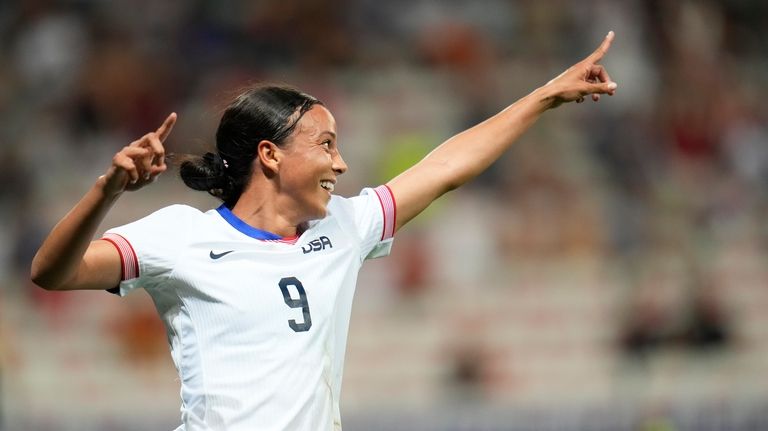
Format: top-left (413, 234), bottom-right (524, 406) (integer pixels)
top-left (1, 1), bottom-right (767, 429)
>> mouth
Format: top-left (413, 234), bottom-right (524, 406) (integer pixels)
top-left (320, 180), bottom-right (335, 193)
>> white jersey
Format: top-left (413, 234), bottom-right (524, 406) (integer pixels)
top-left (102, 186), bottom-right (396, 431)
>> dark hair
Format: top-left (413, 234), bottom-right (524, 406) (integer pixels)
top-left (180, 84), bottom-right (322, 208)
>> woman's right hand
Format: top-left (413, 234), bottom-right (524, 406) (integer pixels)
top-left (102, 113), bottom-right (177, 196)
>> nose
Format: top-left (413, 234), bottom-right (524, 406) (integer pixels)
top-left (332, 151), bottom-right (348, 175)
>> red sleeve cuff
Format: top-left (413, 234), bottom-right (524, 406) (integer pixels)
top-left (372, 185), bottom-right (396, 240)
top-left (102, 233), bottom-right (139, 281)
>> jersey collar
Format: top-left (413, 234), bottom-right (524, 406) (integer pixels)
top-left (215, 204), bottom-right (284, 240)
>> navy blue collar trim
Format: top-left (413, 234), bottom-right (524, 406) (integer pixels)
top-left (215, 204), bottom-right (283, 240)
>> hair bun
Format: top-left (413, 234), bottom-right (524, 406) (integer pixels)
top-left (202, 152), bottom-right (227, 175)
top-left (179, 153), bottom-right (230, 200)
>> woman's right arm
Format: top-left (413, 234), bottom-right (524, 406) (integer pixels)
top-left (30, 113), bottom-right (176, 291)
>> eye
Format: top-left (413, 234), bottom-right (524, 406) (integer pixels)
top-left (321, 140), bottom-right (332, 148)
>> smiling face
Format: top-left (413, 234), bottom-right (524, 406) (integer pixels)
top-left (277, 104), bottom-right (347, 222)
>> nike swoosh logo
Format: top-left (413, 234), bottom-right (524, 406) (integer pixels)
top-left (209, 250), bottom-right (235, 260)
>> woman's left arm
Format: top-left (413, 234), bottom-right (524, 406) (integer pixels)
top-left (387, 31), bottom-right (618, 232)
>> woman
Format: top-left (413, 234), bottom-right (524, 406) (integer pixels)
top-left (31, 32), bottom-right (617, 430)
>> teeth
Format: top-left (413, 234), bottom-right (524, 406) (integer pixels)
top-left (320, 181), bottom-right (334, 192)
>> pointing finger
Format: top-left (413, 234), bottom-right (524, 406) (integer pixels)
top-left (156, 112), bottom-right (177, 142)
top-left (587, 31), bottom-right (614, 63)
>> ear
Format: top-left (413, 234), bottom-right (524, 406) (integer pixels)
top-left (256, 140), bottom-right (281, 175)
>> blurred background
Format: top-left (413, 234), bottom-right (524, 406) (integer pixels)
top-left (1, 0), bottom-right (767, 430)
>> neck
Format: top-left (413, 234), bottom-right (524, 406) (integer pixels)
top-left (229, 182), bottom-right (304, 238)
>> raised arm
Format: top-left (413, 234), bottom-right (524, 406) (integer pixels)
top-left (387, 31), bottom-right (617, 232)
top-left (30, 113), bottom-right (176, 291)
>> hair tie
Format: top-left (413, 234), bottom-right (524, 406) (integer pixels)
top-left (208, 152), bottom-right (229, 171)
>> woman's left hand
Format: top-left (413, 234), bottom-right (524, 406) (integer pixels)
top-left (544, 31), bottom-right (618, 109)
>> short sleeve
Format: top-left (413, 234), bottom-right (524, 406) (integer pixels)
top-left (101, 205), bottom-right (196, 296)
top-left (348, 185), bottom-right (397, 260)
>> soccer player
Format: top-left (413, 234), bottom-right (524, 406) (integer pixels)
top-left (31, 32), bottom-right (618, 430)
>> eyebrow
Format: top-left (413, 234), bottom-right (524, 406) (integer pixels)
top-left (319, 131), bottom-right (337, 139)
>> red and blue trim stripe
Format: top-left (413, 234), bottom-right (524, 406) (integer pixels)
top-left (373, 185), bottom-right (396, 240)
top-left (102, 232), bottom-right (139, 281)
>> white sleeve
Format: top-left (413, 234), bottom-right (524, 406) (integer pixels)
top-left (349, 185), bottom-right (397, 260)
top-left (101, 205), bottom-right (195, 296)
